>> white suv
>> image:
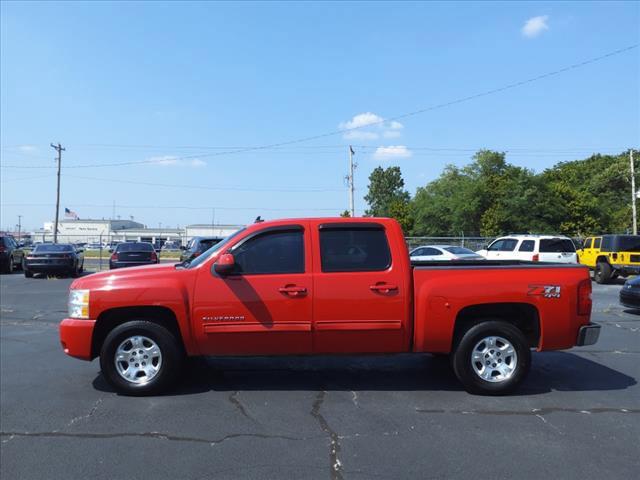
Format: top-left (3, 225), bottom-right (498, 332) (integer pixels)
top-left (476, 235), bottom-right (578, 264)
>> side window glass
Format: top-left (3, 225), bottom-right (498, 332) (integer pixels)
top-left (231, 229), bottom-right (304, 274)
top-left (488, 240), bottom-right (503, 251)
top-left (424, 248), bottom-right (442, 256)
top-left (320, 227), bottom-right (391, 272)
top-left (500, 239), bottom-right (518, 251)
top-left (584, 238), bottom-right (592, 249)
top-left (519, 240), bottom-right (535, 252)
top-left (593, 238), bottom-right (601, 249)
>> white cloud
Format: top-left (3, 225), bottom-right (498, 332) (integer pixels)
top-left (148, 155), bottom-right (206, 167)
top-left (18, 145), bottom-right (38, 153)
top-left (522, 15), bottom-right (549, 38)
top-left (373, 145), bottom-right (413, 160)
top-left (338, 112), bottom-right (404, 141)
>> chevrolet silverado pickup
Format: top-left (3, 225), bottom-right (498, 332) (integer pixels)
top-left (60, 217), bottom-right (599, 396)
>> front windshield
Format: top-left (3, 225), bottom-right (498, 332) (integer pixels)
top-left (186, 228), bottom-right (246, 268)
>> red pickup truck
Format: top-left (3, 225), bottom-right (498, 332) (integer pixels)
top-left (60, 217), bottom-right (599, 396)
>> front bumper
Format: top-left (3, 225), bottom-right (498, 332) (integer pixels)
top-left (59, 318), bottom-right (96, 360)
top-left (576, 323), bottom-right (601, 346)
top-left (620, 289), bottom-right (640, 309)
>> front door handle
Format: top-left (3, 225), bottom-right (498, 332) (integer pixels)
top-left (369, 283), bottom-right (398, 294)
top-left (279, 285), bottom-right (307, 297)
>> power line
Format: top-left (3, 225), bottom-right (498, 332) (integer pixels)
top-left (0, 147), bottom-right (631, 169)
top-left (2, 202), bottom-right (344, 212)
top-left (0, 44), bottom-right (636, 170)
top-left (63, 174), bottom-right (346, 192)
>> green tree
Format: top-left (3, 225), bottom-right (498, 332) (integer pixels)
top-left (339, 210), bottom-right (351, 217)
top-left (364, 166), bottom-right (413, 230)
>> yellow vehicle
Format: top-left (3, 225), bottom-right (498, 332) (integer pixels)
top-left (577, 235), bottom-right (640, 284)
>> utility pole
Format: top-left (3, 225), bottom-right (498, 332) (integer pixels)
top-left (631, 149), bottom-right (637, 235)
top-left (50, 143), bottom-right (65, 243)
top-left (17, 215), bottom-right (22, 242)
top-left (347, 146), bottom-right (356, 217)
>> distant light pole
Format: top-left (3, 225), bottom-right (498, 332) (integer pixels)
top-left (631, 149), bottom-right (637, 235)
top-left (17, 215), bottom-right (22, 242)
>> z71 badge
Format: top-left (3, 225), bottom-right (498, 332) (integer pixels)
top-left (528, 285), bottom-right (561, 298)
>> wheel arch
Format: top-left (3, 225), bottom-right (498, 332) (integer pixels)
top-left (92, 306), bottom-right (185, 359)
top-left (452, 302), bottom-right (540, 350)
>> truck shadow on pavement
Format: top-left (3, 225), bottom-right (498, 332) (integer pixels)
top-left (93, 351), bottom-right (636, 397)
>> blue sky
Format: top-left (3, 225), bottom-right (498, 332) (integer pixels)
top-left (1, 1), bottom-right (638, 231)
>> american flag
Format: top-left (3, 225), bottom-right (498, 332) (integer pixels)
top-left (64, 208), bottom-right (78, 219)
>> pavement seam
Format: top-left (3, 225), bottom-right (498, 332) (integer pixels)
top-left (0, 431), bottom-right (306, 446)
top-left (311, 390), bottom-right (344, 480)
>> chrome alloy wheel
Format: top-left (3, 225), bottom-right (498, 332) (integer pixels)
top-left (114, 335), bottom-right (162, 384)
top-left (470, 335), bottom-right (518, 383)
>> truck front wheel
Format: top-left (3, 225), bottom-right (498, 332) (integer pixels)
top-left (99, 320), bottom-right (184, 396)
top-left (452, 321), bottom-right (531, 395)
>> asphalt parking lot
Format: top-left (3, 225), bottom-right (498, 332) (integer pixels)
top-left (1, 272), bottom-right (638, 480)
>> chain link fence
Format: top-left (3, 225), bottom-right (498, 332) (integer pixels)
top-left (405, 236), bottom-right (494, 252)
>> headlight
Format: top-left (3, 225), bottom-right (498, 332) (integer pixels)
top-left (68, 289), bottom-right (90, 319)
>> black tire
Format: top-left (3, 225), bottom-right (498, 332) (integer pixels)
top-left (24, 269), bottom-right (33, 278)
top-left (100, 320), bottom-right (184, 396)
top-left (452, 320), bottom-right (531, 395)
top-left (594, 262), bottom-right (612, 284)
top-left (70, 264), bottom-right (80, 278)
top-left (7, 256), bottom-right (14, 274)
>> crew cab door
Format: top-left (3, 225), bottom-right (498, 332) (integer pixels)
top-left (192, 224), bottom-right (312, 355)
top-left (311, 222), bottom-right (410, 353)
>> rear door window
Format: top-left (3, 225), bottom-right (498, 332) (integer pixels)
top-left (584, 238), bottom-right (592, 249)
top-left (540, 239), bottom-right (576, 253)
top-left (423, 247), bottom-right (443, 256)
top-left (593, 238), bottom-right (602, 249)
top-left (518, 240), bottom-right (535, 252)
top-left (320, 226), bottom-right (391, 272)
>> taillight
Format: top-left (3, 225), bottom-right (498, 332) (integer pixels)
top-left (578, 279), bottom-right (592, 316)
top-left (150, 252), bottom-right (158, 262)
top-left (111, 253), bottom-right (118, 261)
top-left (532, 254), bottom-right (539, 261)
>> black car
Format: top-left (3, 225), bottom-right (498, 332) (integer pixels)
top-left (0, 235), bottom-right (25, 274)
top-left (180, 236), bottom-right (222, 262)
top-left (24, 243), bottom-right (84, 277)
top-left (620, 276), bottom-right (640, 309)
top-left (109, 242), bottom-right (159, 269)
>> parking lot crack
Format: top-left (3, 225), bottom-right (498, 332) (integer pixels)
top-left (415, 407), bottom-right (640, 415)
top-left (67, 398), bottom-right (103, 426)
top-left (228, 391), bottom-right (258, 424)
top-left (311, 391), bottom-right (343, 480)
top-left (0, 431), bottom-right (304, 446)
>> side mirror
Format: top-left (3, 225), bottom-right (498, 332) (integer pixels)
top-left (214, 253), bottom-right (235, 275)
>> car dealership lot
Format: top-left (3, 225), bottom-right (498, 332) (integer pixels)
top-left (1, 274), bottom-right (638, 479)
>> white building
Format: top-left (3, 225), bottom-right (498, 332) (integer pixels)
top-left (33, 219), bottom-right (244, 246)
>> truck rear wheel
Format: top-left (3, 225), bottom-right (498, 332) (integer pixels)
top-left (594, 262), bottom-right (612, 284)
top-left (452, 320), bottom-right (531, 395)
top-left (99, 320), bottom-right (184, 396)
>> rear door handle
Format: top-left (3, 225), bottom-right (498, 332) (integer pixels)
top-left (279, 285), bottom-right (307, 297)
top-left (369, 283), bottom-right (398, 294)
